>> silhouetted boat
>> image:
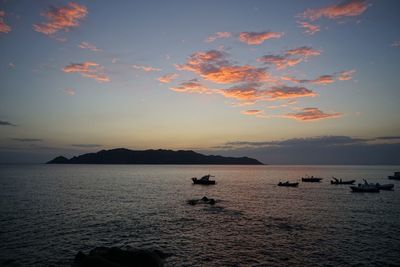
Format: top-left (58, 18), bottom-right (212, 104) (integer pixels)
top-left (388, 172), bottom-right (400, 180)
top-left (301, 175), bottom-right (323, 182)
top-left (330, 177), bottom-right (355, 185)
top-left (191, 174), bottom-right (216, 185)
top-left (278, 181), bottom-right (299, 187)
top-left (350, 180), bottom-right (379, 192)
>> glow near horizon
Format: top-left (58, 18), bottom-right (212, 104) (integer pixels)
top-left (0, 0), bottom-right (400, 159)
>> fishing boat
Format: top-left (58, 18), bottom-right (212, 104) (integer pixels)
top-left (374, 183), bottom-right (394, 190)
top-left (330, 177), bottom-right (355, 185)
top-left (191, 174), bottom-right (216, 185)
top-left (278, 181), bottom-right (299, 187)
top-left (301, 175), bottom-right (323, 182)
top-left (350, 179), bottom-right (379, 193)
top-left (388, 172), bottom-right (400, 180)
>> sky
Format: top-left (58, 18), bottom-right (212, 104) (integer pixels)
top-left (0, 0), bottom-right (400, 164)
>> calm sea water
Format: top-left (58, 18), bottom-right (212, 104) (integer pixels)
top-left (1, 164), bottom-right (400, 266)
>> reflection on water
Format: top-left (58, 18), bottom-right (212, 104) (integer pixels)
top-left (1, 164), bottom-right (400, 266)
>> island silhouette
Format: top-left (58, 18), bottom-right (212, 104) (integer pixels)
top-left (47, 148), bottom-right (263, 165)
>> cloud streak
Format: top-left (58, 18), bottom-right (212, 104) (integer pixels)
top-left (282, 70), bottom-right (356, 85)
top-left (132, 65), bottom-right (162, 72)
top-left (33, 2), bottom-right (87, 36)
top-left (62, 62), bottom-right (110, 82)
top-left (239, 31), bottom-right (283, 45)
top-left (12, 138), bottom-right (43, 142)
top-left (0, 10), bottom-right (11, 33)
top-left (298, 21), bottom-right (320, 35)
top-left (157, 73), bottom-right (178, 83)
top-left (206, 31), bottom-right (231, 43)
top-left (284, 107), bottom-right (342, 121)
top-left (0, 120), bottom-right (16, 126)
top-left (78, 41), bottom-right (101, 52)
top-left (170, 79), bottom-right (212, 94)
top-left (301, 0), bottom-right (369, 21)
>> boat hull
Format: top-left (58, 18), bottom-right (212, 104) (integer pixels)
top-left (192, 178), bottom-right (216, 185)
top-left (388, 176), bottom-right (400, 180)
top-left (350, 186), bottom-right (379, 193)
top-left (302, 178), bottom-right (323, 182)
top-left (331, 180), bottom-right (355, 185)
top-left (278, 182), bottom-right (299, 187)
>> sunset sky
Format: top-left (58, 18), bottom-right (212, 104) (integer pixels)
top-left (0, 0), bottom-right (399, 164)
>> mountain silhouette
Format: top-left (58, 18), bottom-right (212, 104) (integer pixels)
top-left (47, 148), bottom-right (263, 165)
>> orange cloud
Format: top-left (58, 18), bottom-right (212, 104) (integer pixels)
top-left (241, 109), bottom-right (263, 115)
top-left (132, 64), bottom-right (161, 72)
top-left (258, 46), bottom-right (321, 70)
top-left (62, 62), bottom-right (110, 82)
top-left (283, 70), bottom-right (355, 84)
top-left (301, 0), bottom-right (368, 21)
top-left (170, 79), bottom-right (212, 94)
top-left (78, 41), bottom-right (101, 52)
top-left (285, 46), bottom-right (321, 57)
top-left (206, 31), bottom-right (231, 43)
top-left (217, 84), bottom-right (260, 103)
top-left (177, 50), bottom-right (272, 84)
top-left (266, 86), bottom-right (317, 100)
top-left (298, 21), bottom-right (320, 35)
top-left (239, 31), bottom-right (283, 45)
top-left (33, 2), bottom-right (87, 35)
top-left (0, 10), bottom-right (11, 33)
top-left (157, 73), bottom-right (179, 83)
top-left (284, 107), bottom-right (342, 121)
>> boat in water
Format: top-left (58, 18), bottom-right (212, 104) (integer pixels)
top-left (301, 175), bottom-right (323, 182)
top-left (375, 183), bottom-right (394, 190)
top-left (330, 177), bottom-right (355, 185)
top-left (388, 172), bottom-right (400, 180)
top-left (278, 181), bottom-right (299, 187)
top-left (350, 180), bottom-right (379, 193)
top-left (191, 174), bottom-right (216, 185)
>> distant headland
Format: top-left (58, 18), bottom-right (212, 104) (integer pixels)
top-left (47, 148), bottom-right (263, 165)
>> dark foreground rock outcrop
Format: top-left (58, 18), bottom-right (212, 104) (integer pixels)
top-left (72, 247), bottom-right (171, 267)
top-left (187, 196), bottom-right (216, 206)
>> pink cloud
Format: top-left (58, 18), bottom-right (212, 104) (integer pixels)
top-left (177, 50), bottom-right (273, 84)
top-left (239, 31), bottom-right (283, 45)
top-left (284, 107), bottom-right (342, 121)
top-left (298, 21), bottom-right (320, 35)
top-left (217, 84), bottom-right (260, 104)
top-left (206, 31), bottom-right (231, 43)
top-left (157, 73), bottom-right (179, 83)
top-left (258, 46), bottom-right (321, 70)
top-left (78, 41), bottom-right (101, 52)
top-left (283, 70), bottom-right (355, 85)
top-left (337, 69), bottom-right (356, 81)
top-left (63, 88), bottom-right (76, 96)
top-left (170, 79), bottom-right (212, 94)
top-left (33, 2), bottom-right (87, 36)
top-left (62, 61), bottom-right (110, 82)
top-left (266, 86), bottom-right (317, 100)
top-left (132, 64), bottom-right (162, 72)
top-left (0, 10), bottom-right (11, 33)
top-left (301, 0), bottom-right (369, 21)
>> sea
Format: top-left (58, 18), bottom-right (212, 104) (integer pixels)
top-left (1, 164), bottom-right (400, 266)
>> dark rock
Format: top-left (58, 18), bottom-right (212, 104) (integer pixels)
top-left (72, 247), bottom-right (170, 267)
top-left (201, 196), bottom-right (209, 202)
top-left (187, 196), bottom-right (217, 206)
top-left (208, 199), bottom-right (216, 205)
top-left (47, 156), bottom-right (69, 164)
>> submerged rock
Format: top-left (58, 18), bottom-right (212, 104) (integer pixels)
top-left (72, 247), bottom-right (171, 267)
top-left (187, 196), bottom-right (216, 206)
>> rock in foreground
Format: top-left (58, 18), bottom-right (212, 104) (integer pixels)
top-left (72, 247), bottom-right (171, 267)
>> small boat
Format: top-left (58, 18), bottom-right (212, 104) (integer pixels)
top-left (301, 175), bottom-right (323, 182)
top-left (375, 183), bottom-right (394, 190)
top-left (278, 181), bottom-right (299, 187)
top-left (350, 179), bottom-right (379, 193)
top-left (330, 177), bottom-right (355, 185)
top-left (191, 174), bottom-right (216, 185)
top-left (388, 172), bottom-right (400, 180)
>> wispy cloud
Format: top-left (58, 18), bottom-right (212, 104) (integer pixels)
top-left (33, 2), bottom-right (88, 36)
top-left (71, 144), bottom-right (102, 148)
top-left (282, 70), bottom-right (356, 85)
top-left (284, 107), bottom-right (342, 121)
top-left (0, 120), bottom-right (16, 126)
top-left (206, 31), bottom-right (231, 43)
top-left (298, 21), bottom-right (320, 35)
top-left (63, 88), bottom-right (76, 95)
top-left (157, 73), bottom-right (178, 83)
top-left (217, 84), bottom-right (260, 104)
top-left (266, 86), bottom-right (317, 100)
top-left (239, 31), bottom-right (283, 45)
top-left (12, 138), bottom-right (43, 142)
top-left (300, 0), bottom-right (369, 21)
top-left (78, 41), bottom-right (101, 52)
top-left (0, 10), bottom-right (11, 33)
top-left (170, 79), bottom-right (212, 94)
top-left (258, 46), bottom-right (321, 70)
top-left (177, 50), bottom-right (272, 84)
top-left (62, 62), bottom-right (110, 82)
top-left (391, 40), bottom-right (400, 48)
top-left (132, 64), bottom-right (162, 72)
